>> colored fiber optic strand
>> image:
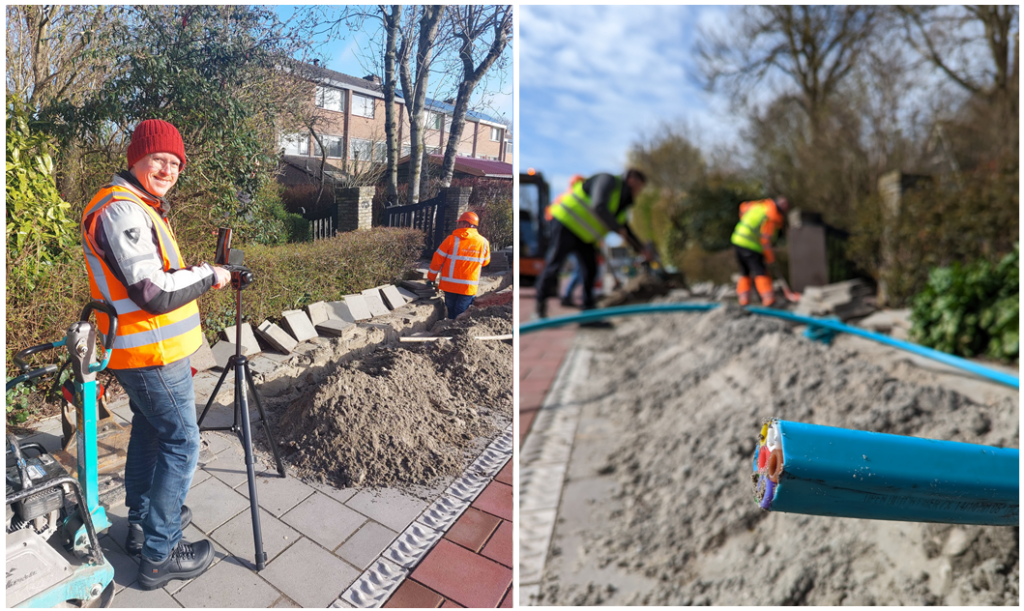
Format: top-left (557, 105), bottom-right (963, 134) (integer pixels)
top-left (752, 419), bottom-right (1018, 526)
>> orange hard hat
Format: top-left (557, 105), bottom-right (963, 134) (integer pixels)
top-left (569, 174), bottom-right (585, 186)
top-left (458, 211), bottom-right (480, 226)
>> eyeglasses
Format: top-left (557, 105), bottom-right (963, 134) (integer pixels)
top-left (147, 156), bottom-right (182, 173)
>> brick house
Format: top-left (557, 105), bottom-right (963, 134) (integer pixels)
top-left (277, 60), bottom-right (508, 185)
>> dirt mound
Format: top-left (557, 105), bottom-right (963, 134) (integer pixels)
top-left (598, 273), bottom-right (684, 307)
top-left (539, 304), bottom-right (1018, 605)
top-left (276, 309), bottom-right (512, 489)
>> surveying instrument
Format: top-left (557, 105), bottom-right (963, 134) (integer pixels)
top-left (196, 228), bottom-right (286, 571)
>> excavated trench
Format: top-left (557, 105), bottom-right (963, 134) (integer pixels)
top-left (533, 297), bottom-right (1018, 606)
top-left (263, 305), bottom-right (512, 490)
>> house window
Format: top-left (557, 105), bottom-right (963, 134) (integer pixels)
top-left (490, 127), bottom-right (501, 141)
top-left (427, 112), bottom-right (443, 130)
top-left (280, 132), bottom-right (309, 156)
top-left (505, 142), bottom-right (513, 156)
top-left (315, 86), bottom-right (344, 112)
top-left (401, 142), bottom-right (412, 157)
top-left (352, 93), bottom-right (375, 118)
top-left (313, 134), bottom-right (343, 158)
top-left (349, 138), bottom-right (384, 162)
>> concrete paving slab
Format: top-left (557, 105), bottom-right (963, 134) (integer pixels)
top-left (345, 489), bottom-right (428, 533)
top-left (396, 287), bottom-right (420, 303)
top-left (186, 475), bottom-right (250, 533)
top-left (307, 301), bottom-right (333, 326)
top-left (211, 341), bottom-right (240, 370)
top-left (281, 493), bottom-right (367, 550)
top-left (234, 471), bottom-right (316, 517)
top-left (224, 323), bottom-right (260, 356)
top-left (203, 453), bottom-right (272, 490)
top-left (247, 354), bottom-right (290, 381)
top-left (335, 521), bottom-right (399, 569)
top-left (361, 289), bottom-right (391, 318)
top-left (174, 556), bottom-right (281, 608)
top-left (310, 482), bottom-right (358, 505)
top-left (103, 502), bottom-right (132, 557)
top-left (99, 534), bottom-right (140, 593)
top-left (112, 581), bottom-right (182, 608)
top-left (343, 295), bottom-right (372, 321)
top-left (192, 371), bottom-right (232, 406)
top-left (328, 301), bottom-right (358, 323)
top-left (256, 320), bottom-right (298, 354)
top-left (378, 285), bottom-right (407, 310)
top-left (210, 507), bottom-right (301, 564)
top-left (202, 431), bottom-right (237, 457)
top-left (261, 538), bottom-right (362, 608)
top-left (316, 318), bottom-right (355, 338)
top-left (281, 310), bottom-right (318, 342)
top-left (271, 595), bottom-right (301, 607)
top-left (190, 468), bottom-right (212, 489)
top-left (194, 399), bottom-right (238, 430)
top-left (191, 334), bottom-right (218, 372)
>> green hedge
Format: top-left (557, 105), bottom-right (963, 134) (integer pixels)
top-left (909, 244), bottom-right (1018, 363)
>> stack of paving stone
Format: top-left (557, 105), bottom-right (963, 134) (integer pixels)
top-left (793, 279), bottom-right (876, 321)
top-left (401, 280), bottom-right (438, 300)
top-left (484, 247), bottom-right (513, 272)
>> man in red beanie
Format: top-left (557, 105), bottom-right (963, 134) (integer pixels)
top-left (81, 119), bottom-right (230, 589)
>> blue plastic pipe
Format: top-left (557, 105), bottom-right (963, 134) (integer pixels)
top-left (754, 420), bottom-right (1019, 526)
top-left (518, 303), bottom-right (1019, 389)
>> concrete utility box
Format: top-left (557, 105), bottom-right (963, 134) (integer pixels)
top-left (787, 210), bottom-right (829, 293)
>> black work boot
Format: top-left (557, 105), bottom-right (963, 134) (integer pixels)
top-left (138, 539), bottom-right (214, 591)
top-left (126, 505), bottom-right (193, 557)
top-left (533, 300), bottom-right (547, 320)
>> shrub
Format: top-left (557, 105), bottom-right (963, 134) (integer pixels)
top-left (473, 196), bottom-right (513, 250)
top-left (909, 244), bottom-right (1018, 362)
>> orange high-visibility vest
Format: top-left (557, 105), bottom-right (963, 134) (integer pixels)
top-left (428, 227), bottom-right (491, 296)
top-left (81, 184), bottom-right (203, 369)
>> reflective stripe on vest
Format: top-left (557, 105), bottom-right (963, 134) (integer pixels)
top-left (731, 201), bottom-right (770, 253)
top-left (82, 184), bottom-right (202, 369)
top-left (436, 230), bottom-right (489, 296)
top-left (550, 176), bottom-right (623, 244)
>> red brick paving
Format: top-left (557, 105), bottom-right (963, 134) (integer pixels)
top-left (379, 285), bottom-right (578, 608)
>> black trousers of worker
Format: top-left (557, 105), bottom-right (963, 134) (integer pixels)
top-left (734, 245), bottom-right (767, 278)
top-left (537, 219), bottom-right (599, 309)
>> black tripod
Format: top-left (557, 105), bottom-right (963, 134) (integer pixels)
top-left (196, 267), bottom-right (285, 571)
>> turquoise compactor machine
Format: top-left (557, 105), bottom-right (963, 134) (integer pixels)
top-left (7, 302), bottom-right (118, 608)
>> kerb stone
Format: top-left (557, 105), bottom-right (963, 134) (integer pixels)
top-left (306, 301), bottom-right (333, 326)
top-left (281, 310), bottom-right (318, 342)
top-left (343, 295), bottom-right (372, 321)
top-left (396, 287), bottom-right (419, 303)
top-left (223, 323), bottom-right (260, 356)
top-left (316, 318), bottom-right (356, 338)
top-left (361, 289), bottom-right (390, 318)
top-left (328, 301), bottom-right (357, 323)
top-left (378, 285), bottom-right (407, 310)
top-left (191, 333), bottom-right (217, 372)
top-left (255, 320), bottom-right (298, 354)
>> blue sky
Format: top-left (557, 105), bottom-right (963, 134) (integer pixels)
top-left (519, 5), bottom-right (745, 191)
top-left (275, 6), bottom-right (513, 126)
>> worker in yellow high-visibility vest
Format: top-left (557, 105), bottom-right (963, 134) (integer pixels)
top-left (731, 197), bottom-right (789, 306)
top-left (534, 169), bottom-right (651, 319)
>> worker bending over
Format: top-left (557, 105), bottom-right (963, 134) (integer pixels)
top-left (731, 196), bottom-right (789, 306)
top-left (534, 169), bottom-right (650, 319)
top-left (429, 211), bottom-right (491, 319)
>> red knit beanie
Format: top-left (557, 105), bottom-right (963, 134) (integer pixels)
top-left (127, 119), bottom-right (187, 170)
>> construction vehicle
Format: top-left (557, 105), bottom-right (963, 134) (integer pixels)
top-left (7, 302), bottom-right (119, 608)
top-left (519, 168), bottom-right (550, 284)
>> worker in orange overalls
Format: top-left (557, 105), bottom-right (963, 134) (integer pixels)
top-left (731, 197), bottom-right (789, 306)
top-left (428, 211), bottom-right (491, 319)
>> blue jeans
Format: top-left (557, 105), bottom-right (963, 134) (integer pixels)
top-left (444, 292), bottom-right (476, 319)
top-left (111, 357), bottom-right (199, 562)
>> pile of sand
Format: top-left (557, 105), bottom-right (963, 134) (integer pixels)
top-left (276, 306), bottom-right (512, 489)
top-left (537, 300), bottom-right (1018, 605)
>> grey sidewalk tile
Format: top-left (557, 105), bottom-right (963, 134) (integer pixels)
top-left (185, 476), bottom-right (250, 533)
top-left (211, 507), bottom-right (300, 564)
top-left (190, 468), bottom-right (212, 489)
top-left (281, 310), bottom-right (318, 343)
top-left (202, 454), bottom-right (272, 490)
top-left (103, 503), bottom-right (132, 558)
top-left (112, 582), bottom-right (182, 608)
top-left (223, 323), bottom-right (261, 356)
top-left (201, 431), bottom-right (237, 457)
top-left (271, 595), bottom-right (301, 608)
top-left (233, 471), bottom-right (316, 517)
top-left (281, 493), bottom-right (367, 550)
top-left (261, 538), bottom-right (362, 609)
top-left (310, 481), bottom-right (358, 505)
top-left (334, 521), bottom-right (399, 570)
top-left (345, 488), bottom-right (428, 532)
top-left (99, 534), bottom-right (140, 593)
top-left (173, 556), bottom-right (281, 609)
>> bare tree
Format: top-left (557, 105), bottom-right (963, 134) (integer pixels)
top-left (698, 6), bottom-right (884, 143)
top-left (437, 5), bottom-right (512, 188)
top-left (398, 5), bottom-right (445, 204)
top-left (381, 5), bottom-right (401, 204)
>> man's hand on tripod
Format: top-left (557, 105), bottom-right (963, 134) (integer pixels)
top-left (212, 266), bottom-right (231, 289)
